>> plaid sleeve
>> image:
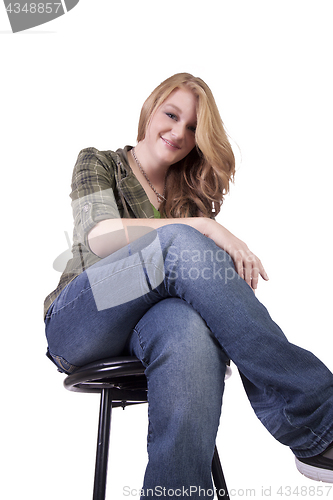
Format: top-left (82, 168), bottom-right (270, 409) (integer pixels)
top-left (70, 148), bottom-right (121, 246)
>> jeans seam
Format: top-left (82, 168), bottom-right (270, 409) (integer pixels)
top-left (47, 285), bottom-right (93, 316)
top-left (133, 327), bottom-right (150, 366)
top-left (48, 350), bottom-right (79, 374)
top-left (272, 385), bottom-right (327, 447)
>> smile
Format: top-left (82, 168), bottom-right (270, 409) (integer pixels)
top-left (162, 137), bottom-right (180, 149)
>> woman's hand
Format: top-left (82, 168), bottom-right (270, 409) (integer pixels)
top-left (202, 218), bottom-right (269, 290)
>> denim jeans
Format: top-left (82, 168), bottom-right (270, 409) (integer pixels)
top-left (45, 224), bottom-right (333, 498)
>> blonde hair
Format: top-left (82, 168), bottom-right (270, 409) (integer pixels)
top-left (137, 73), bottom-right (235, 218)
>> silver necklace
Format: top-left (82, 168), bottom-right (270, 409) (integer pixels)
top-left (131, 147), bottom-right (166, 203)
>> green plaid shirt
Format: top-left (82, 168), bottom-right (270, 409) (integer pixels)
top-left (44, 146), bottom-right (157, 318)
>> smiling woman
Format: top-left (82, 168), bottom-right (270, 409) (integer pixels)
top-left (128, 88), bottom-right (198, 210)
top-left (44, 73), bottom-right (333, 498)
top-left (135, 73), bottom-right (236, 218)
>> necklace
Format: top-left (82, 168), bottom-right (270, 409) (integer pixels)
top-left (131, 147), bottom-right (166, 204)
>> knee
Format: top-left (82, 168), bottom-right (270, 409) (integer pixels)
top-left (157, 223), bottom-right (233, 272)
top-left (131, 298), bottom-right (228, 373)
top-left (157, 223), bottom-right (206, 253)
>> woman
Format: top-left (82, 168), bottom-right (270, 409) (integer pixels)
top-left (44, 73), bottom-right (333, 497)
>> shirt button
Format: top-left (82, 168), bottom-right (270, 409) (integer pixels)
top-left (83, 203), bottom-right (89, 212)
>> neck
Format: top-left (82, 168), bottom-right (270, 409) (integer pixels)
top-left (134, 141), bottom-right (169, 184)
top-left (128, 145), bottom-right (166, 206)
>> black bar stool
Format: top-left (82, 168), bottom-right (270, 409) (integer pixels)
top-left (64, 356), bottom-right (230, 499)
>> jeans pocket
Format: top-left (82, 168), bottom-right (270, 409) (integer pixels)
top-left (46, 349), bottom-right (79, 374)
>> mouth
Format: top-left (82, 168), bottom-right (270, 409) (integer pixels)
top-left (161, 137), bottom-right (181, 149)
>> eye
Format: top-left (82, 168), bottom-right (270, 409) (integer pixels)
top-left (166, 112), bottom-right (177, 120)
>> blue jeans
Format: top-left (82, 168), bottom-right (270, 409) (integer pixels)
top-left (45, 224), bottom-right (333, 497)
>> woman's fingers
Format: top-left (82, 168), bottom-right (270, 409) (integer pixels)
top-left (243, 251), bottom-right (257, 289)
top-left (248, 263), bottom-right (259, 290)
top-left (232, 247), bottom-right (269, 290)
top-left (258, 259), bottom-right (269, 282)
top-left (205, 221), bottom-right (269, 290)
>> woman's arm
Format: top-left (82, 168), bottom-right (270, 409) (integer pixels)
top-left (88, 217), bottom-right (268, 290)
top-left (88, 217), bottom-right (207, 257)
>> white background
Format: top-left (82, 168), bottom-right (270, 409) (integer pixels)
top-left (1, 1), bottom-right (333, 498)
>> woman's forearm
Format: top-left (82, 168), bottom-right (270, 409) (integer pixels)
top-left (87, 217), bottom-right (210, 259)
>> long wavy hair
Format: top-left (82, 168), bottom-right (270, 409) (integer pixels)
top-left (137, 73), bottom-right (236, 218)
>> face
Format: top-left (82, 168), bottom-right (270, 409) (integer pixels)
top-left (143, 87), bottom-right (197, 168)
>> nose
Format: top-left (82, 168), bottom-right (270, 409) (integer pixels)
top-left (171, 121), bottom-right (186, 141)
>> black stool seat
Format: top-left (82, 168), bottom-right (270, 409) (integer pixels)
top-left (64, 356), bottom-right (148, 404)
top-left (64, 356), bottom-right (229, 499)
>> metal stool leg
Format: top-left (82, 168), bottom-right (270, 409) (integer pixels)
top-left (91, 389), bottom-right (229, 500)
top-left (212, 446), bottom-right (229, 499)
top-left (93, 389), bottom-right (112, 500)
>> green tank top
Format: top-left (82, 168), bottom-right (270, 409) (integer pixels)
top-left (151, 204), bottom-right (161, 218)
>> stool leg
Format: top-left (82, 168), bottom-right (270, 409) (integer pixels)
top-left (212, 445), bottom-right (229, 499)
top-left (93, 388), bottom-right (112, 500)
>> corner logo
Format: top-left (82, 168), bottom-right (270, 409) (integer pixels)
top-left (3, 0), bottom-right (80, 33)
